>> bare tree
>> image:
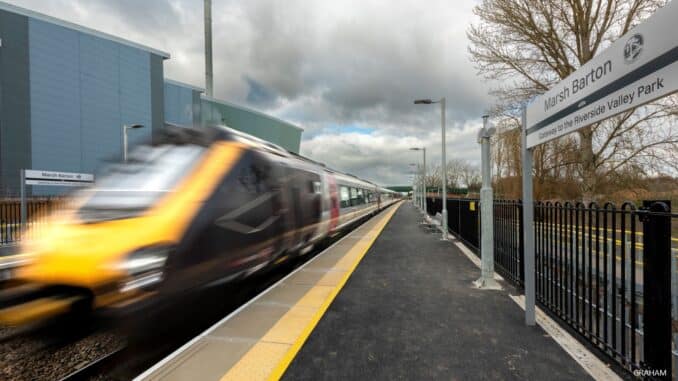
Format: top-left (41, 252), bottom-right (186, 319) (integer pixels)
top-left (460, 161), bottom-right (482, 192)
top-left (416, 159), bottom-right (481, 193)
top-left (469, 0), bottom-right (677, 202)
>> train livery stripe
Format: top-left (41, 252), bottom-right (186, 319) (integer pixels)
top-left (219, 202), bottom-right (401, 381)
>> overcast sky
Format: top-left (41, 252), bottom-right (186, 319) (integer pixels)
top-left (7, 0), bottom-right (491, 186)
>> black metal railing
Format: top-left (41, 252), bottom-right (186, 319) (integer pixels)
top-left (425, 197), bottom-right (479, 250)
top-left (0, 198), bottom-right (62, 245)
top-left (493, 200), bottom-right (523, 287)
top-left (534, 201), bottom-right (642, 370)
top-left (425, 196), bottom-right (675, 377)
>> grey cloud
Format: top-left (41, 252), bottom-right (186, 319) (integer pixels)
top-left (301, 121), bottom-right (482, 186)
top-left (7, 0), bottom-right (488, 185)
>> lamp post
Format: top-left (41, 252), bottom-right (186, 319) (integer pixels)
top-left (410, 147), bottom-right (427, 216)
top-left (414, 98), bottom-right (447, 240)
top-left (122, 124), bottom-right (144, 162)
top-left (474, 115), bottom-right (501, 289)
top-left (408, 163), bottom-right (419, 209)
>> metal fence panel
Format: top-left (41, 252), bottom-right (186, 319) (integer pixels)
top-left (424, 196), bottom-right (675, 376)
top-left (0, 198), bottom-right (62, 245)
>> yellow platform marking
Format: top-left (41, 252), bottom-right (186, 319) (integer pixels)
top-left (295, 286), bottom-right (335, 309)
top-left (223, 342), bottom-right (290, 381)
top-left (220, 202), bottom-right (402, 381)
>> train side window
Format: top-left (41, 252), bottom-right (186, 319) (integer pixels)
top-left (350, 187), bottom-right (358, 206)
top-left (356, 188), bottom-right (364, 205)
top-left (312, 181), bottom-right (322, 194)
top-left (340, 186), bottom-right (350, 208)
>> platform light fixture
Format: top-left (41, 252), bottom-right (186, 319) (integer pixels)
top-left (413, 97), bottom-right (447, 240)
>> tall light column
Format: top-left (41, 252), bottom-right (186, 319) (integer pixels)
top-left (204, 0), bottom-right (213, 96)
top-left (409, 163), bottom-right (418, 208)
top-left (440, 98), bottom-right (447, 239)
top-left (410, 147), bottom-right (427, 216)
top-left (475, 115), bottom-right (500, 289)
top-left (414, 98), bottom-right (447, 240)
top-left (423, 147), bottom-right (426, 215)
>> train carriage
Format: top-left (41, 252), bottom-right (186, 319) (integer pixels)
top-left (0, 125), bottom-right (398, 325)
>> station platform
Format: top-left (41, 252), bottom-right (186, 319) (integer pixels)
top-left (137, 202), bottom-right (609, 381)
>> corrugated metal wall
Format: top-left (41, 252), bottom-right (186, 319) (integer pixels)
top-left (0, 9), bottom-right (31, 197)
top-left (201, 97), bottom-right (302, 153)
top-left (1, 7), bottom-right (303, 196)
top-left (27, 19), bottom-right (154, 195)
top-left (164, 81), bottom-right (197, 127)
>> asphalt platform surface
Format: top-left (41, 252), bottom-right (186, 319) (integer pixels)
top-left (283, 202), bottom-right (592, 380)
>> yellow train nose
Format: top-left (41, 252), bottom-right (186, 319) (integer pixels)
top-left (0, 296), bottom-right (80, 326)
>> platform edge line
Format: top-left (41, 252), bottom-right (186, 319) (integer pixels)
top-left (264, 202), bottom-right (402, 381)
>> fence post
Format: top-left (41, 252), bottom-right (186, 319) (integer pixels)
top-left (640, 200), bottom-right (671, 380)
top-left (518, 200), bottom-right (525, 291)
top-left (20, 169), bottom-right (27, 231)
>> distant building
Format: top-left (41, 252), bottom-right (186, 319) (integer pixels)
top-left (0, 2), bottom-right (166, 196)
top-left (164, 79), bottom-right (203, 128)
top-left (164, 80), bottom-right (302, 153)
top-left (0, 1), bottom-right (302, 196)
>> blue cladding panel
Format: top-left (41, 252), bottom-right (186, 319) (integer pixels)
top-left (164, 82), bottom-right (194, 126)
top-left (29, 19), bottom-right (81, 172)
top-left (80, 35), bottom-right (121, 173)
top-left (27, 19), bottom-right (155, 195)
top-left (119, 46), bottom-right (152, 148)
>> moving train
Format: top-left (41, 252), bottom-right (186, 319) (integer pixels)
top-left (0, 125), bottom-right (398, 325)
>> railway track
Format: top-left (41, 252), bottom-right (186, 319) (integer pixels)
top-left (58, 345), bottom-right (126, 381)
top-left (1, 218), bottom-right (362, 380)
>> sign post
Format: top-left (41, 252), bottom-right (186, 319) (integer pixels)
top-left (520, 6), bottom-right (678, 370)
top-left (20, 170), bottom-right (26, 230)
top-left (19, 169), bottom-right (95, 227)
top-left (521, 108), bottom-right (535, 325)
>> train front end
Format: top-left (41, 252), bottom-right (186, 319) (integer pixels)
top-left (0, 133), bottom-right (242, 326)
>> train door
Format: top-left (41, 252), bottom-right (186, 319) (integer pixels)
top-left (284, 168), bottom-right (322, 251)
top-left (303, 172), bottom-right (322, 242)
top-left (327, 173), bottom-right (340, 234)
top-left (291, 184), bottom-right (303, 247)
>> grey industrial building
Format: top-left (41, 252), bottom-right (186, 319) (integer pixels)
top-left (164, 80), bottom-right (302, 152)
top-left (0, 1), bottom-right (302, 196)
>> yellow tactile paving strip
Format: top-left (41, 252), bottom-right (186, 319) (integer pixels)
top-left (138, 202), bottom-right (401, 381)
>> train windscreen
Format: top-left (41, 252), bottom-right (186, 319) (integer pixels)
top-left (76, 144), bottom-right (205, 221)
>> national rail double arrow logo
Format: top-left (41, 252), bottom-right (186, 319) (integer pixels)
top-left (623, 34), bottom-right (643, 64)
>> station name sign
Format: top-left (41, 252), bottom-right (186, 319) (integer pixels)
top-left (24, 169), bottom-right (94, 187)
top-left (526, 1), bottom-right (678, 148)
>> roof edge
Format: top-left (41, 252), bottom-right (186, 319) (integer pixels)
top-left (165, 78), bottom-right (205, 93)
top-left (0, 1), bottom-right (171, 59)
top-left (201, 95), bottom-right (304, 132)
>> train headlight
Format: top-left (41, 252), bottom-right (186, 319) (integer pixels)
top-left (114, 246), bottom-right (171, 292)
